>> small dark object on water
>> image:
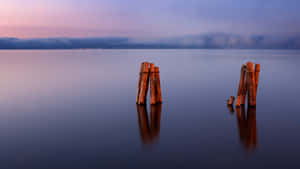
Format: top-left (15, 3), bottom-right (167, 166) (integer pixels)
top-left (227, 96), bottom-right (235, 105)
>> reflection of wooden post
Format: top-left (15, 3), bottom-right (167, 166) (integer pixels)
top-left (150, 104), bottom-right (162, 141)
top-left (227, 96), bottom-right (235, 105)
top-left (137, 62), bottom-right (150, 104)
top-left (247, 106), bottom-right (257, 148)
top-left (255, 64), bottom-right (260, 95)
top-left (236, 65), bottom-right (247, 107)
top-left (246, 62), bottom-right (256, 106)
top-left (136, 104), bottom-right (162, 144)
top-left (227, 104), bottom-right (234, 113)
top-left (136, 105), bottom-right (151, 144)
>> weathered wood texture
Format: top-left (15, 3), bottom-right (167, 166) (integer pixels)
top-left (149, 65), bottom-right (162, 104)
top-left (154, 67), bottom-right (162, 104)
top-left (136, 63), bottom-right (145, 103)
top-left (137, 62), bottom-right (162, 105)
top-left (136, 62), bottom-right (150, 104)
top-left (246, 62), bottom-right (256, 106)
top-left (150, 64), bottom-right (157, 104)
top-left (241, 66), bottom-right (248, 105)
top-left (236, 65), bottom-right (247, 107)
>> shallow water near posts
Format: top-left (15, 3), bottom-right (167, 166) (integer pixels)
top-left (0, 49), bottom-right (300, 169)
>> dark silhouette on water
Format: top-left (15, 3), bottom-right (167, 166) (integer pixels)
top-left (227, 104), bottom-right (235, 114)
top-left (228, 105), bottom-right (258, 151)
top-left (136, 104), bottom-right (162, 144)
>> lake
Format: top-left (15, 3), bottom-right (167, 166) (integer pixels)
top-left (0, 49), bottom-right (299, 169)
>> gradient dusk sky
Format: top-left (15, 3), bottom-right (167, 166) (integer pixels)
top-left (1, 0), bottom-right (300, 39)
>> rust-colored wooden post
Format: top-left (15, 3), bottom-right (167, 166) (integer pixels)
top-left (241, 65), bottom-right (248, 105)
top-left (137, 62), bottom-right (150, 104)
top-left (136, 63), bottom-right (145, 103)
top-left (246, 62), bottom-right (256, 106)
top-left (236, 65), bottom-right (247, 107)
top-left (150, 64), bottom-right (157, 104)
top-left (227, 96), bottom-right (235, 105)
top-left (155, 67), bottom-right (162, 104)
top-left (254, 64), bottom-right (260, 94)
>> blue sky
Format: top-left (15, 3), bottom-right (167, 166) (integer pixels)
top-left (1, 0), bottom-right (300, 38)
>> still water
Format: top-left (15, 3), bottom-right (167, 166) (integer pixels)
top-left (0, 49), bottom-right (299, 169)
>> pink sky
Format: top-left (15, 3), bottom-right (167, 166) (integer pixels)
top-left (1, 0), bottom-right (300, 38)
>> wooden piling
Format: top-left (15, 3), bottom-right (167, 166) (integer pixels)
top-left (246, 62), bottom-right (256, 106)
top-left (236, 65), bottom-right (247, 107)
top-left (254, 64), bottom-right (260, 94)
top-left (136, 63), bottom-right (145, 103)
top-left (137, 62), bottom-right (150, 105)
top-left (227, 96), bottom-right (235, 105)
top-left (154, 67), bottom-right (162, 104)
top-left (241, 65), bottom-right (248, 105)
top-left (150, 64), bottom-right (157, 104)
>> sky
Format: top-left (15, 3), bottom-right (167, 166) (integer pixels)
top-left (1, 0), bottom-right (300, 39)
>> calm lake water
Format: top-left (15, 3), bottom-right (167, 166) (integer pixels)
top-left (0, 49), bottom-right (299, 169)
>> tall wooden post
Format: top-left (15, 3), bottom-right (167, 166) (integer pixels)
top-left (150, 64), bottom-right (157, 104)
top-left (246, 62), bottom-right (256, 106)
top-left (136, 63), bottom-right (145, 103)
top-left (241, 65), bottom-right (248, 105)
top-left (236, 65), bottom-right (247, 107)
top-left (137, 62), bottom-right (150, 105)
top-left (155, 67), bottom-right (162, 104)
top-left (255, 64), bottom-right (260, 94)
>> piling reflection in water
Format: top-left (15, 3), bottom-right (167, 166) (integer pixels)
top-left (229, 105), bottom-right (258, 151)
top-left (227, 104), bottom-right (235, 114)
top-left (136, 104), bottom-right (162, 144)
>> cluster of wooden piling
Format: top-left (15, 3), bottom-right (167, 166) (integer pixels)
top-left (227, 62), bottom-right (260, 107)
top-left (136, 62), bottom-right (162, 105)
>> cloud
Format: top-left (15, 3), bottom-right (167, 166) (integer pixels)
top-left (1, 33), bottom-right (300, 49)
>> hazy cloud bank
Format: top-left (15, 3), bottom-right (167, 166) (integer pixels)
top-left (1, 33), bottom-right (300, 49)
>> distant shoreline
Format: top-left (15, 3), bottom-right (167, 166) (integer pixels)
top-left (1, 48), bottom-right (300, 50)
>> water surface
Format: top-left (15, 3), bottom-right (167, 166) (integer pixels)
top-left (0, 49), bottom-right (299, 169)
